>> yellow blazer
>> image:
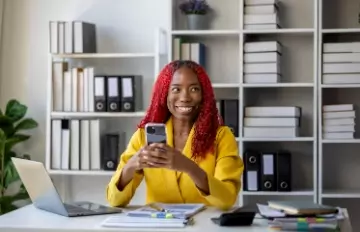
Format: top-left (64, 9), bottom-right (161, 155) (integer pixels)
top-left (106, 117), bottom-right (244, 210)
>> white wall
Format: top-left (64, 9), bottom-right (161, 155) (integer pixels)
top-left (0, 0), bottom-right (170, 205)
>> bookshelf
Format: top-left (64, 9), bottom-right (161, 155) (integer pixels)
top-left (45, 1), bottom-right (360, 227)
top-left (318, 0), bottom-right (360, 228)
top-left (169, 0), bottom-right (317, 207)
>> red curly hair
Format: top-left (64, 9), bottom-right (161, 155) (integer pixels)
top-left (138, 60), bottom-right (223, 160)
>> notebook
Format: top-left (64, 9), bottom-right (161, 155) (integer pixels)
top-left (267, 201), bottom-right (338, 215)
top-left (126, 203), bottom-right (206, 219)
top-left (100, 215), bottom-right (189, 228)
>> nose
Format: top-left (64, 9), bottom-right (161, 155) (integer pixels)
top-left (179, 90), bottom-right (191, 102)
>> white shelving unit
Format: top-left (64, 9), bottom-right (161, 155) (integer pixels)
top-left (169, 0), bottom-right (318, 207)
top-left (318, 0), bottom-right (360, 228)
top-left (45, 28), bottom-right (168, 179)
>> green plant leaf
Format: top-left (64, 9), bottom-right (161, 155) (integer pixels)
top-left (14, 118), bottom-right (38, 132)
top-left (3, 160), bottom-right (19, 189)
top-left (5, 100), bottom-right (27, 123)
top-left (0, 116), bottom-right (14, 136)
top-left (0, 109), bottom-right (3, 116)
top-left (0, 191), bottom-right (29, 214)
top-left (5, 134), bottom-right (30, 153)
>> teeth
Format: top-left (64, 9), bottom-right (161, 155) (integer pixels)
top-left (177, 107), bottom-right (192, 112)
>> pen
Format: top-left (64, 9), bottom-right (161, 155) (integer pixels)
top-left (148, 203), bottom-right (169, 213)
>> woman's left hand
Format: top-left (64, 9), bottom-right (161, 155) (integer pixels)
top-left (143, 143), bottom-right (193, 173)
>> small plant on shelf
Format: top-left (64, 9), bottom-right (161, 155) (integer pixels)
top-left (179, 0), bottom-right (211, 30)
top-left (0, 99), bottom-right (38, 215)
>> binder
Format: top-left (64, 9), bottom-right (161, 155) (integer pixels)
top-left (260, 152), bottom-right (276, 191)
top-left (243, 150), bottom-right (261, 191)
top-left (94, 76), bottom-right (107, 112)
top-left (276, 151), bottom-right (292, 191)
top-left (106, 76), bottom-right (121, 112)
top-left (120, 75), bottom-right (143, 112)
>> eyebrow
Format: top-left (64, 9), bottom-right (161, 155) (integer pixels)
top-left (171, 83), bottom-right (200, 86)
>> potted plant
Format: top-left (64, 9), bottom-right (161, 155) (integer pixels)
top-left (0, 99), bottom-right (38, 215)
top-left (179, 0), bottom-right (211, 30)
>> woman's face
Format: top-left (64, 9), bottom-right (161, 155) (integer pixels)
top-left (167, 66), bottom-right (202, 121)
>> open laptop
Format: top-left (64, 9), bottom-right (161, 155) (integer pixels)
top-left (11, 157), bottom-right (123, 217)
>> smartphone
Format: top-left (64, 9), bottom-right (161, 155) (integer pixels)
top-left (145, 123), bottom-right (167, 145)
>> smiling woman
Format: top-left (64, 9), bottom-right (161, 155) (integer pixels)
top-left (105, 60), bottom-right (244, 211)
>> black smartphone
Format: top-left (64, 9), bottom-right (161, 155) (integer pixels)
top-left (145, 123), bottom-right (167, 145)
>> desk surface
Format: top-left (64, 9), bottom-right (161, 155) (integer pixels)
top-left (0, 204), bottom-right (353, 232)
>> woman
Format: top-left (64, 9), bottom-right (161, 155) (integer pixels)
top-left (106, 60), bottom-right (244, 210)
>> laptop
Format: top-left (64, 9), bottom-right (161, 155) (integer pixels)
top-left (11, 157), bottom-right (123, 217)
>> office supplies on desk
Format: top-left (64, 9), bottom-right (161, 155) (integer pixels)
top-left (127, 203), bottom-right (205, 219)
top-left (11, 157), bottom-right (122, 217)
top-left (258, 203), bottom-right (344, 231)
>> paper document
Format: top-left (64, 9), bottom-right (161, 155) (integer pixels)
top-left (101, 215), bottom-right (187, 228)
top-left (257, 204), bottom-right (286, 217)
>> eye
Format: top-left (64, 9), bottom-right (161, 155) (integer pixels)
top-left (190, 87), bottom-right (200, 92)
top-left (171, 87), bottom-right (180, 92)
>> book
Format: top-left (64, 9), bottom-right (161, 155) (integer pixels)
top-left (268, 201), bottom-right (338, 216)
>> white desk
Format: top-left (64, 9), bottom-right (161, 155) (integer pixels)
top-left (0, 204), bottom-right (353, 232)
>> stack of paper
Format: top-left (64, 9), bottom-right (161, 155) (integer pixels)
top-left (101, 215), bottom-right (188, 228)
top-left (243, 41), bottom-right (282, 84)
top-left (243, 106), bottom-right (301, 138)
top-left (100, 203), bottom-right (205, 228)
top-left (322, 104), bottom-right (355, 139)
top-left (244, 0), bottom-right (280, 29)
top-left (257, 202), bottom-right (344, 231)
top-left (322, 42), bottom-right (360, 84)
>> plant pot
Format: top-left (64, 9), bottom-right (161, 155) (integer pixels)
top-left (186, 14), bottom-right (208, 30)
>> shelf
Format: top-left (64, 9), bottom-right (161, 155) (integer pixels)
top-left (322, 139), bottom-right (360, 144)
top-left (243, 28), bottom-right (315, 34)
top-left (48, 169), bottom-right (115, 176)
top-left (51, 53), bottom-right (155, 59)
top-left (322, 190), bottom-right (360, 198)
top-left (242, 137), bottom-right (315, 142)
top-left (51, 111), bottom-right (146, 118)
top-left (243, 83), bottom-right (313, 88)
top-left (171, 30), bottom-right (239, 36)
top-left (321, 84), bottom-right (360, 89)
top-left (322, 28), bottom-right (360, 34)
top-left (212, 83), bottom-right (239, 88)
top-left (243, 190), bottom-right (314, 196)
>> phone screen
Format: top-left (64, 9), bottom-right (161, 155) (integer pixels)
top-left (145, 123), bottom-right (167, 145)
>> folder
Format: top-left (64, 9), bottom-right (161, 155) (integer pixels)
top-left (243, 150), bottom-right (261, 191)
top-left (94, 76), bottom-right (107, 112)
top-left (120, 75), bottom-right (143, 112)
top-left (260, 152), bottom-right (276, 191)
top-left (106, 76), bottom-right (121, 112)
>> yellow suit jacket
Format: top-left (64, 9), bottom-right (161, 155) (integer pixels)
top-left (106, 117), bottom-right (244, 210)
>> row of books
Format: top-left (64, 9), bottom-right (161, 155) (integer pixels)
top-left (52, 61), bottom-right (143, 113)
top-left (243, 41), bottom-right (282, 83)
top-left (244, 0), bottom-right (279, 29)
top-left (51, 119), bottom-right (125, 171)
top-left (322, 42), bottom-right (360, 84)
top-left (49, 21), bottom-right (96, 54)
top-left (322, 104), bottom-right (355, 139)
top-left (173, 38), bottom-right (206, 68)
top-left (244, 106), bottom-right (301, 138)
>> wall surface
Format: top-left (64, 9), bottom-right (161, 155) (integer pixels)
top-left (0, 0), bottom-right (170, 206)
